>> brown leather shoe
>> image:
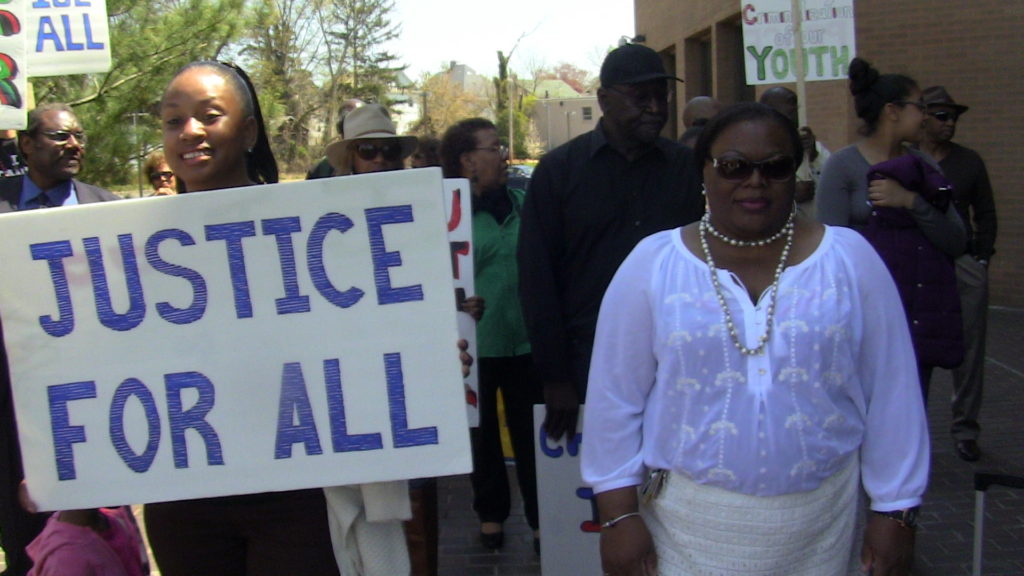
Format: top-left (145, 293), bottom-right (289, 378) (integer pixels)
top-left (956, 439), bottom-right (981, 462)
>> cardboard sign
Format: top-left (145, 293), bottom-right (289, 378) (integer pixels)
top-left (741, 0), bottom-right (856, 85)
top-left (25, 0), bottom-right (111, 77)
top-left (441, 177), bottom-right (479, 426)
top-left (0, 1), bottom-right (29, 128)
top-left (0, 169), bottom-right (471, 511)
top-left (535, 404), bottom-right (601, 575)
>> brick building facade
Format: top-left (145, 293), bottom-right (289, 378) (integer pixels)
top-left (635, 0), bottom-right (1023, 307)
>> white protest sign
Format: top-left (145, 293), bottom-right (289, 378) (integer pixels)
top-left (0, 1), bottom-right (28, 128)
top-left (741, 0), bottom-right (856, 85)
top-left (26, 0), bottom-right (111, 77)
top-left (0, 169), bottom-right (471, 511)
top-left (535, 405), bottom-right (601, 575)
top-left (441, 177), bottom-right (479, 427)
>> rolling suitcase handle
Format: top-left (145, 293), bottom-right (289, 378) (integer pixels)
top-left (972, 472), bottom-right (1024, 576)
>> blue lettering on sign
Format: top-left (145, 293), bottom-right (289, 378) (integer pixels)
top-left (30, 240), bottom-right (75, 337)
top-left (109, 378), bottom-right (160, 473)
top-left (307, 213), bottom-right (364, 309)
top-left (205, 221), bottom-right (257, 319)
top-left (35, 17), bottom-right (63, 52)
top-left (274, 362), bottom-right (323, 459)
top-left (47, 381), bottom-right (97, 481)
top-left (31, 0), bottom-right (94, 6)
top-left (261, 217), bottom-right (311, 315)
top-left (33, 12), bottom-right (104, 53)
top-left (60, 15), bottom-right (84, 50)
top-left (165, 372), bottom-right (224, 469)
top-left (84, 235), bottom-right (146, 331)
top-left (145, 229), bottom-right (208, 324)
top-left (384, 352), bottom-right (437, 448)
top-left (538, 427), bottom-right (582, 458)
top-left (82, 13), bottom-right (103, 49)
top-left (324, 358), bottom-right (382, 452)
top-left (365, 206), bottom-right (424, 305)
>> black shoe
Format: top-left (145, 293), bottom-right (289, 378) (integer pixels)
top-left (479, 530), bottom-right (504, 550)
top-left (956, 439), bottom-right (981, 462)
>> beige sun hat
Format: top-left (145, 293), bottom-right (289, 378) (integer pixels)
top-left (325, 103), bottom-right (417, 173)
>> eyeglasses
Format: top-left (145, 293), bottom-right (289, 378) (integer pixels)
top-left (892, 99), bottom-right (926, 111)
top-left (150, 171), bottom-right (174, 182)
top-left (605, 85), bottom-right (674, 110)
top-left (474, 144), bottom-right (509, 159)
top-left (928, 110), bottom-right (960, 123)
top-left (40, 130), bottom-right (87, 146)
top-left (355, 142), bottom-right (403, 162)
top-left (710, 156), bottom-right (796, 182)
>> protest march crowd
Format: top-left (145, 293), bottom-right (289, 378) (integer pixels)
top-left (0, 37), bottom-right (997, 576)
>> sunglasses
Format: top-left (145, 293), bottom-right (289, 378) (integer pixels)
top-left (150, 171), bottom-right (174, 182)
top-left (40, 130), bottom-right (87, 146)
top-left (928, 110), bottom-right (960, 123)
top-left (355, 142), bottom-right (403, 162)
top-left (710, 156), bottom-right (796, 182)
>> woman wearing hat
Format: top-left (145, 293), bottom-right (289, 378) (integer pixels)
top-left (324, 104), bottom-right (417, 176)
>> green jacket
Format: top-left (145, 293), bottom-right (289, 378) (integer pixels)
top-left (473, 187), bottom-right (530, 358)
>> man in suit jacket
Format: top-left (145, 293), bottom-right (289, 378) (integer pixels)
top-left (0, 103), bottom-right (117, 575)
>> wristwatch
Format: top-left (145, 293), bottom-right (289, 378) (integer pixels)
top-left (873, 507), bottom-right (919, 529)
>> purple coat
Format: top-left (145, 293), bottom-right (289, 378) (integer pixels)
top-left (861, 154), bottom-right (964, 369)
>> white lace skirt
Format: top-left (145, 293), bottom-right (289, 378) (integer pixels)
top-left (643, 458), bottom-right (865, 576)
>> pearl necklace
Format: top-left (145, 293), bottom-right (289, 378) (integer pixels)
top-left (702, 210), bottom-right (795, 247)
top-left (698, 215), bottom-right (794, 356)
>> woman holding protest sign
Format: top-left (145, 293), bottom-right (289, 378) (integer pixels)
top-left (142, 60), bottom-right (341, 576)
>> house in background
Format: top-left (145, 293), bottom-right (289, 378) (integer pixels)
top-left (529, 78), bottom-right (599, 152)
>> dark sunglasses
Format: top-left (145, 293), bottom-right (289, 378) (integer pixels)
top-left (40, 130), bottom-right (87, 146)
top-left (710, 156), bottom-right (796, 182)
top-left (150, 171), bottom-right (174, 182)
top-left (928, 110), bottom-right (960, 123)
top-left (355, 142), bottom-right (403, 162)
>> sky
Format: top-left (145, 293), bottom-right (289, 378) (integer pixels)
top-left (387, 0), bottom-right (636, 81)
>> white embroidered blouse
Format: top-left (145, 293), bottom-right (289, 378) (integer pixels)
top-left (581, 226), bottom-right (929, 511)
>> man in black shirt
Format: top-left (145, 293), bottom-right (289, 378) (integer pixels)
top-left (920, 86), bottom-right (997, 462)
top-left (518, 43), bottom-right (704, 441)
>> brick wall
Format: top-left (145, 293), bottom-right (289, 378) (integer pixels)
top-left (637, 0), bottom-right (1024, 307)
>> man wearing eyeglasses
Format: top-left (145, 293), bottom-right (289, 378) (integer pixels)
top-left (0, 103), bottom-right (117, 575)
top-left (919, 86), bottom-right (997, 463)
top-left (518, 43), bottom-right (704, 443)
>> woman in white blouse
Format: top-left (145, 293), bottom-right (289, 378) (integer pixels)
top-left (582, 102), bottom-right (929, 576)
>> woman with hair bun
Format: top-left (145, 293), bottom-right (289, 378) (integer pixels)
top-left (817, 57), bottom-right (966, 399)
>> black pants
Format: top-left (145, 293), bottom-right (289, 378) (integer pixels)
top-left (0, 410), bottom-right (47, 576)
top-left (470, 355), bottom-right (543, 530)
top-left (145, 489), bottom-right (340, 576)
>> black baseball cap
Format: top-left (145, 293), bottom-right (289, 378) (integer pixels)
top-left (600, 43), bottom-right (683, 87)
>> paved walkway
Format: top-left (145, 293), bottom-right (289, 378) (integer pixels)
top-left (4, 308), bottom-right (1022, 575)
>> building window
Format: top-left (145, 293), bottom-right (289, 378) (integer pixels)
top-left (582, 106), bottom-right (593, 120)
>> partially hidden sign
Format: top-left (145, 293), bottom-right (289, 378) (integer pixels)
top-left (0, 168), bottom-right (471, 511)
top-left (741, 0), bottom-right (856, 85)
top-left (26, 0), bottom-right (111, 77)
top-left (0, 0), bottom-right (29, 128)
